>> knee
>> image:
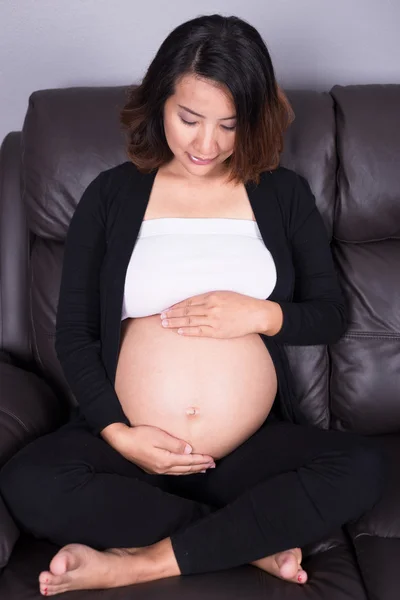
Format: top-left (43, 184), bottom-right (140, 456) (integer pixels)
top-left (0, 449), bottom-right (43, 525)
top-left (0, 448), bottom-right (28, 502)
top-left (347, 441), bottom-right (387, 511)
top-left (0, 446), bottom-right (66, 534)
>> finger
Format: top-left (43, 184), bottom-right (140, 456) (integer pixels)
top-left (161, 306), bottom-right (207, 320)
top-left (168, 294), bottom-right (210, 310)
top-left (166, 462), bottom-right (215, 475)
top-left (161, 316), bottom-right (207, 329)
top-left (162, 451), bottom-right (216, 466)
top-left (175, 327), bottom-right (198, 336)
top-left (167, 471), bottom-right (207, 476)
top-left (175, 326), bottom-right (216, 337)
top-left (154, 432), bottom-right (193, 455)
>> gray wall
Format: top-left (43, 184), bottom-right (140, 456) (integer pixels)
top-left (1, 0), bottom-right (399, 146)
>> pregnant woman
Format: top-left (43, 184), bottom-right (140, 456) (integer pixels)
top-left (0, 14), bottom-right (386, 596)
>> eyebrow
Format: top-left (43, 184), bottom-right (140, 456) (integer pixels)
top-left (178, 104), bottom-right (236, 121)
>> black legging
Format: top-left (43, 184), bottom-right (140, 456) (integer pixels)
top-left (0, 412), bottom-right (386, 575)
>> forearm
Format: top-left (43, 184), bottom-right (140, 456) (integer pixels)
top-left (257, 171), bottom-right (348, 346)
top-left (258, 298), bottom-right (347, 345)
top-left (55, 171), bottom-right (131, 436)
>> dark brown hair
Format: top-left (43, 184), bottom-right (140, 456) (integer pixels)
top-left (120, 14), bottom-right (295, 185)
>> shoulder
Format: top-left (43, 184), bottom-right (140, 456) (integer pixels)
top-left (79, 161), bottom-right (133, 195)
top-left (265, 165), bottom-right (298, 187)
top-left (73, 162), bottom-right (137, 227)
top-left (264, 166), bottom-right (317, 234)
top-left (267, 165), bottom-right (314, 201)
top-left (84, 160), bottom-right (143, 210)
top-left (95, 160), bottom-right (137, 189)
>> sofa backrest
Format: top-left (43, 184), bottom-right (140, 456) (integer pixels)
top-left (20, 86), bottom-right (130, 404)
top-left (329, 84), bottom-right (400, 435)
top-left (9, 84), bottom-right (400, 434)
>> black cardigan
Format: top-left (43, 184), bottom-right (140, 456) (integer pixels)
top-left (55, 161), bottom-right (347, 435)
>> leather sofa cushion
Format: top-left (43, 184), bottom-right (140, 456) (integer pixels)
top-left (0, 495), bottom-right (19, 570)
top-left (328, 84), bottom-right (400, 434)
top-left (0, 361), bottom-right (67, 468)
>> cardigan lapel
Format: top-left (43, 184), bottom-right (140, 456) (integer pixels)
top-left (105, 164), bottom-right (158, 381)
top-left (105, 165), bottom-right (295, 383)
top-left (245, 171), bottom-right (294, 303)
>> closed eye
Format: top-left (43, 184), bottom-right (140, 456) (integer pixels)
top-left (179, 117), bottom-right (236, 131)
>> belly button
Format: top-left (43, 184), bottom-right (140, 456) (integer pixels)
top-left (186, 406), bottom-right (199, 416)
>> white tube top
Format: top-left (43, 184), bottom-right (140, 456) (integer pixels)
top-left (121, 218), bottom-right (277, 319)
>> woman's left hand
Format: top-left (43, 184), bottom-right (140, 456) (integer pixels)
top-left (159, 291), bottom-right (267, 339)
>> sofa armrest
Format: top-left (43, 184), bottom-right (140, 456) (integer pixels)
top-left (0, 359), bottom-right (67, 469)
top-left (0, 132), bottom-right (31, 362)
top-left (0, 357), bottom-right (66, 571)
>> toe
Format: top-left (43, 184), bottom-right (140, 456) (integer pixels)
top-left (41, 583), bottom-right (68, 596)
top-left (275, 551), bottom-right (299, 579)
top-left (42, 573), bottom-right (69, 587)
top-left (39, 571), bottom-right (52, 585)
top-left (49, 552), bottom-right (69, 576)
top-left (49, 543), bottom-right (85, 576)
top-left (297, 569), bottom-right (308, 584)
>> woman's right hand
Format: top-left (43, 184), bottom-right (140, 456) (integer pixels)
top-left (102, 423), bottom-right (216, 475)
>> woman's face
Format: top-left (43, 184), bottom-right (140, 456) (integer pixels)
top-left (162, 74), bottom-right (237, 179)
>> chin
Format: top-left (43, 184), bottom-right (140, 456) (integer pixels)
top-left (184, 153), bottom-right (228, 171)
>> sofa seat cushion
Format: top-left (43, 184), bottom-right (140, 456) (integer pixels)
top-left (348, 536), bottom-right (400, 600)
top-left (347, 434), bottom-right (400, 538)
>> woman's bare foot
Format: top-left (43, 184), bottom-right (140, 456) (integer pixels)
top-left (38, 539), bottom-right (180, 596)
top-left (252, 547), bottom-right (308, 584)
top-left (38, 539), bottom-right (307, 595)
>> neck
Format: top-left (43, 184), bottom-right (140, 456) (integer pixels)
top-left (163, 158), bottom-right (232, 187)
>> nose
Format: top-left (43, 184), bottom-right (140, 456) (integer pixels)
top-left (194, 126), bottom-right (218, 157)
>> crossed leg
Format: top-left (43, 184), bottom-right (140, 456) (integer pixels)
top-left (33, 419), bottom-right (384, 595)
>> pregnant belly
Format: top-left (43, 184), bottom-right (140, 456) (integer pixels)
top-left (114, 315), bottom-right (278, 459)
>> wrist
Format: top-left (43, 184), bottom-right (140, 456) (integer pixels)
top-left (100, 422), bottom-right (131, 447)
top-left (259, 300), bottom-right (283, 336)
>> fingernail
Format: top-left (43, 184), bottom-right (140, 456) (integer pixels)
top-left (298, 574), bottom-right (304, 582)
top-left (184, 445), bottom-right (192, 454)
top-left (200, 470), bottom-right (207, 473)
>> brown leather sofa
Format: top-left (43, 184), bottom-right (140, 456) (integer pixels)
top-left (0, 83), bottom-right (399, 600)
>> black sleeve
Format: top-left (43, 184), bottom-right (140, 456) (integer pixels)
top-left (270, 173), bottom-right (348, 345)
top-left (55, 172), bottom-right (130, 435)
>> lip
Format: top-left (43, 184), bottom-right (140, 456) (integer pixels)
top-left (187, 153), bottom-right (217, 165)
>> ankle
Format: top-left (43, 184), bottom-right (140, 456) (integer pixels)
top-left (144, 538), bottom-right (181, 578)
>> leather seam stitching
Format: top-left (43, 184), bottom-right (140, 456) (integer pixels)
top-left (343, 333), bottom-right (400, 340)
top-left (333, 236), bottom-right (400, 243)
top-left (0, 407), bottom-right (29, 432)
